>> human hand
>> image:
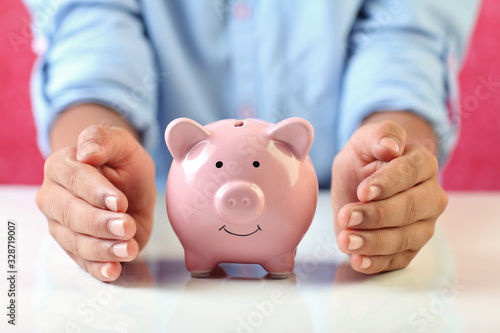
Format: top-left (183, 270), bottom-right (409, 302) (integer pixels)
top-left (331, 121), bottom-right (448, 274)
top-left (36, 125), bottom-right (156, 281)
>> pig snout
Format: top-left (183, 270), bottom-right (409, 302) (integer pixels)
top-left (215, 181), bottom-right (265, 224)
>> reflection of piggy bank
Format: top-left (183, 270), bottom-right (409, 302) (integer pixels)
top-left (165, 117), bottom-right (318, 278)
top-left (167, 269), bottom-right (314, 333)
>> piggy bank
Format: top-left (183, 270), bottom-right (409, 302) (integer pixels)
top-left (165, 117), bottom-right (318, 278)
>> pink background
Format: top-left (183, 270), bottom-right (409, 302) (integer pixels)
top-left (0, 0), bottom-right (499, 189)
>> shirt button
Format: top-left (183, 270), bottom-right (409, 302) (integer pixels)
top-left (238, 104), bottom-right (256, 118)
top-left (233, 2), bottom-right (250, 19)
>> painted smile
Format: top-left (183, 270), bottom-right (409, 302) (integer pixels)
top-left (218, 225), bottom-right (262, 237)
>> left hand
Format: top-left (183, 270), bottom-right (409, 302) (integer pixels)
top-left (331, 121), bottom-right (448, 274)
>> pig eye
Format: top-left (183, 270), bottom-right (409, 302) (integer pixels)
top-left (253, 161), bottom-right (260, 168)
top-left (215, 161), bottom-right (223, 168)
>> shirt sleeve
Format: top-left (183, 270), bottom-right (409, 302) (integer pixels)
top-left (337, 0), bottom-right (480, 165)
top-left (23, 0), bottom-right (159, 157)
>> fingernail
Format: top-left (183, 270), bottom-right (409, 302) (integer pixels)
top-left (105, 196), bottom-right (118, 212)
top-left (379, 137), bottom-right (400, 153)
top-left (112, 242), bottom-right (129, 259)
top-left (101, 263), bottom-right (110, 278)
top-left (359, 256), bottom-right (372, 269)
top-left (348, 211), bottom-right (363, 227)
top-left (367, 185), bottom-right (380, 201)
top-left (79, 141), bottom-right (101, 156)
top-left (108, 219), bottom-right (125, 238)
top-left (347, 234), bottom-right (364, 250)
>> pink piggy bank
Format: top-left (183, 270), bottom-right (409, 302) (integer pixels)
top-left (165, 117), bottom-right (318, 278)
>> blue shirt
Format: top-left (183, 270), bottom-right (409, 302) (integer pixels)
top-left (24, 0), bottom-right (478, 188)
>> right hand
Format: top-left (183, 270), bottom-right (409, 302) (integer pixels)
top-left (36, 125), bottom-right (156, 281)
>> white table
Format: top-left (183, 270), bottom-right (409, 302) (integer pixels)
top-left (0, 186), bottom-right (499, 333)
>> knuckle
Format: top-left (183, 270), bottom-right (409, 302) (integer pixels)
top-left (88, 182), bottom-right (105, 208)
top-left (378, 120), bottom-right (406, 140)
top-left (82, 260), bottom-right (93, 275)
top-left (67, 231), bottom-right (81, 258)
top-left (35, 188), bottom-right (45, 210)
top-left (370, 203), bottom-right (385, 229)
top-left (66, 168), bottom-right (79, 193)
top-left (61, 146), bottom-right (76, 157)
top-left (403, 250), bottom-right (418, 268)
top-left (438, 188), bottom-right (449, 214)
top-left (384, 251), bottom-right (418, 272)
top-left (427, 179), bottom-right (448, 217)
top-left (390, 160), bottom-right (413, 188)
top-left (43, 155), bottom-right (54, 176)
top-left (386, 253), bottom-right (406, 272)
top-left (386, 254), bottom-right (397, 271)
top-left (44, 147), bottom-right (76, 177)
top-left (86, 209), bottom-right (104, 237)
top-left (412, 146), bottom-right (427, 164)
top-left (404, 193), bottom-right (418, 224)
top-left (89, 242), bottom-right (103, 261)
top-left (60, 196), bottom-right (73, 228)
top-left (80, 124), bottom-right (108, 142)
top-left (428, 153), bottom-right (439, 173)
top-left (412, 146), bottom-right (437, 178)
top-left (379, 120), bottom-right (398, 133)
top-left (396, 228), bottom-right (411, 252)
top-left (371, 233), bottom-right (385, 254)
top-left (399, 158), bottom-right (419, 184)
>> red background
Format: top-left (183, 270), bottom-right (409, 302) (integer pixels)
top-left (0, 0), bottom-right (499, 189)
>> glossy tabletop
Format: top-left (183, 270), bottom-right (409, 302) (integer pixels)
top-left (0, 186), bottom-right (499, 333)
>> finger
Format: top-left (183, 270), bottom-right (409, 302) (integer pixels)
top-left (40, 184), bottom-right (136, 239)
top-left (68, 254), bottom-right (123, 282)
top-left (44, 147), bottom-right (129, 213)
top-left (75, 125), bottom-right (156, 211)
top-left (337, 219), bottom-right (435, 256)
top-left (48, 219), bottom-right (139, 262)
top-left (349, 252), bottom-right (418, 274)
top-left (357, 145), bottom-right (438, 202)
top-left (76, 125), bottom-right (143, 169)
top-left (347, 121), bottom-right (407, 164)
top-left (337, 179), bottom-right (448, 229)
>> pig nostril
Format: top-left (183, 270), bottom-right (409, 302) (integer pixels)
top-left (215, 181), bottom-right (265, 224)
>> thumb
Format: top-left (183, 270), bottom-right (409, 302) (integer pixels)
top-left (347, 120), bottom-right (407, 163)
top-left (76, 125), bottom-right (142, 168)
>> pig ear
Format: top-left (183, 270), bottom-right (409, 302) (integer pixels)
top-left (268, 117), bottom-right (314, 160)
top-left (165, 118), bottom-right (211, 161)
